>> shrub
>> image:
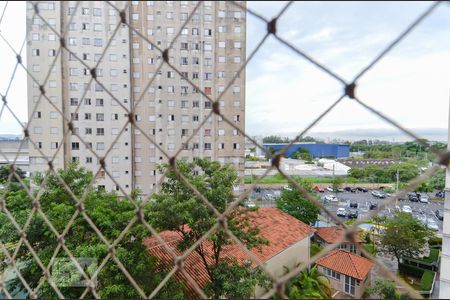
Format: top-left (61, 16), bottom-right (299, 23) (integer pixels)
top-left (428, 237), bottom-right (442, 247)
top-left (398, 263), bottom-right (424, 278)
top-left (310, 241), bottom-right (323, 257)
top-left (420, 270), bottom-right (435, 291)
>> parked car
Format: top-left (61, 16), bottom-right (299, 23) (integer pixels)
top-left (402, 205), bottom-right (413, 213)
top-left (283, 185), bottom-right (293, 191)
top-left (326, 187), bottom-right (334, 192)
top-left (253, 186), bottom-right (261, 193)
top-left (337, 208), bottom-right (347, 217)
top-left (337, 188), bottom-right (344, 193)
top-left (314, 186), bottom-right (324, 193)
top-left (369, 202), bottom-right (378, 210)
top-left (344, 187), bottom-right (352, 192)
top-left (350, 201), bottom-right (358, 208)
top-left (436, 191), bottom-right (445, 198)
top-left (435, 209), bottom-right (444, 221)
top-left (324, 195), bottom-right (337, 202)
top-left (408, 192), bottom-right (419, 202)
top-left (357, 187), bottom-right (368, 192)
top-left (245, 201), bottom-right (256, 208)
top-left (371, 191), bottom-right (386, 198)
top-left (419, 196), bottom-right (429, 204)
top-left (350, 187), bottom-right (357, 193)
top-left (427, 219), bottom-right (439, 231)
top-left (347, 210), bottom-right (358, 219)
top-left (417, 214), bottom-right (427, 224)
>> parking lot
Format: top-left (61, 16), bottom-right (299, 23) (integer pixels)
top-left (249, 187), bottom-right (444, 233)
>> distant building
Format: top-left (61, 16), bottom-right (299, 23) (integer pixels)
top-left (144, 207), bottom-right (315, 297)
top-left (339, 159), bottom-right (400, 169)
top-left (316, 249), bottom-right (373, 298)
top-left (314, 226), bottom-right (365, 255)
top-left (0, 139), bottom-right (29, 173)
top-left (262, 143), bottom-right (350, 159)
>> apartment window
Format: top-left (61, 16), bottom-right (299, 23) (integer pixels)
top-left (71, 113), bottom-right (79, 121)
top-left (167, 71), bottom-right (175, 79)
top-left (234, 26), bottom-right (241, 33)
top-left (166, 27), bottom-right (174, 34)
top-left (218, 26), bottom-right (226, 33)
top-left (48, 49), bottom-right (56, 57)
top-left (132, 13), bottom-right (139, 20)
top-left (204, 129), bottom-right (211, 136)
top-left (181, 28), bottom-right (188, 35)
top-left (233, 86), bottom-right (241, 94)
top-left (34, 111), bottom-right (42, 119)
top-left (181, 129), bottom-right (188, 137)
top-left (193, 143), bottom-right (199, 150)
top-left (204, 43), bottom-right (212, 51)
top-left (193, 115), bottom-right (199, 122)
top-left (69, 37), bottom-right (76, 45)
top-left (96, 142), bottom-right (105, 150)
top-left (94, 23), bottom-right (102, 32)
top-left (204, 29), bottom-right (212, 36)
top-left (82, 23), bottom-right (90, 30)
top-left (204, 14), bottom-right (212, 21)
top-left (167, 86), bottom-right (175, 93)
top-left (192, 57), bottom-right (199, 65)
top-left (51, 142), bottom-right (59, 149)
top-left (32, 65), bottom-right (40, 72)
top-left (234, 41), bottom-right (241, 49)
top-left (72, 142), bottom-right (80, 150)
top-left (192, 72), bottom-right (199, 79)
top-left (193, 101), bottom-right (200, 108)
top-left (86, 157), bottom-right (93, 164)
top-left (181, 57), bottom-right (188, 65)
top-left (192, 42), bottom-right (200, 50)
top-left (181, 100), bottom-right (188, 108)
top-left (70, 98), bottom-right (78, 106)
top-left (204, 143), bottom-right (211, 150)
top-left (218, 129), bottom-right (225, 136)
top-left (82, 8), bottom-right (89, 15)
top-left (233, 129), bottom-right (239, 136)
top-left (168, 115), bottom-right (175, 121)
top-left (94, 38), bottom-right (103, 47)
top-left (32, 49), bottom-right (40, 56)
top-left (234, 115), bottom-right (240, 122)
top-left (234, 100), bottom-right (241, 107)
top-left (218, 41), bottom-right (226, 48)
top-left (233, 143), bottom-right (240, 150)
top-left (48, 34), bottom-right (56, 41)
top-left (218, 10), bottom-right (226, 18)
top-left (204, 73), bottom-right (212, 80)
top-left (93, 8), bottom-right (102, 16)
top-left (96, 113), bottom-right (104, 121)
top-left (180, 42), bottom-right (189, 50)
top-left (82, 38), bottom-right (90, 45)
top-left (234, 56), bottom-right (241, 64)
top-left (85, 128), bottom-right (92, 135)
top-left (49, 111), bottom-right (57, 119)
top-left (96, 128), bottom-right (105, 136)
top-left (32, 33), bottom-right (39, 41)
top-left (218, 143), bottom-right (225, 150)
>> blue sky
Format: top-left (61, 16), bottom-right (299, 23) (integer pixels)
top-left (1, 1), bottom-right (449, 141)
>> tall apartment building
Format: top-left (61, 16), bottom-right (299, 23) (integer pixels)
top-left (26, 1), bottom-right (246, 197)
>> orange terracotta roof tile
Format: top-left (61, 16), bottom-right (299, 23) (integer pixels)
top-left (315, 226), bottom-right (364, 244)
top-left (315, 249), bottom-right (373, 280)
top-left (144, 207), bottom-right (315, 296)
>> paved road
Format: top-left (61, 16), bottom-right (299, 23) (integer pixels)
top-left (249, 188), bottom-right (444, 233)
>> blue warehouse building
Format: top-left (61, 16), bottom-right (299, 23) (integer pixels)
top-left (262, 143), bottom-right (350, 159)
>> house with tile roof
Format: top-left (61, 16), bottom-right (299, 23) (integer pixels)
top-left (314, 226), bottom-right (365, 254)
top-left (316, 249), bottom-right (373, 298)
top-left (144, 207), bottom-right (315, 298)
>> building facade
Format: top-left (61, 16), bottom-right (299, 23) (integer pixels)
top-left (26, 1), bottom-right (246, 196)
top-left (262, 143), bottom-right (350, 159)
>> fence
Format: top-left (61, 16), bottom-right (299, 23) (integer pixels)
top-left (0, 1), bottom-right (447, 299)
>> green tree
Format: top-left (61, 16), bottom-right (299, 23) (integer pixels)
top-left (149, 159), bottom-right (270, 299)
top-left (0, 163), bottom-right (182, 299)
top-left (365, 278), bottom-right (410, 299)
top-left (292, 148), bottom-right (312, 161)
top-left (285, 265), bottom-right (332, 299)
top-left (263, 135), bottom-right (290, 144)
top-left (332, 177), bottom-right (344, 191)
top-left (277, 182), bottom-right (320, 225)
top-left (381, 212), bottom-right (433, 264)
top-left (0, 164), bottom-right (25, 184)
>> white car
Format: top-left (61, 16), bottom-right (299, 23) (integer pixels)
top-left (283, 185), bottom-right (293, 191)
top-left (417, 214), bottom-right (427, 224)
top-left (402, 205), bottom-right (413, 213)
top-left (324, 195), bottom-right (337, 202)
top-left (427, 219), bottom-right (439, 231)
top-left (337, 208), bottom-right (347, 217)
top-left (419, 197), bottom-right (429, 204)
top-left (326, 187), bottom-right (334, 192)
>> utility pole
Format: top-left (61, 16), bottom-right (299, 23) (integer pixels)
top-left (396, 168), bottom-right (399, 206)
